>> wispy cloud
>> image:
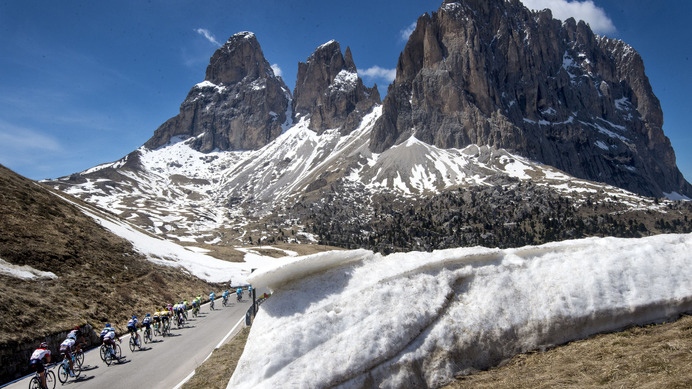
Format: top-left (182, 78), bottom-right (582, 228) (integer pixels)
top-left (0, 120), bottom-right (62, 152)
top-left (195, 28), bottom-right (221, 46)
top-left (399, 21), bottom-right (417, 42)
top-left (271, 63), bottom-right (283, 78)
top-left (359, 66), bottom-right (396, 84)
top-left (521, 0), bottom-right (616, 35)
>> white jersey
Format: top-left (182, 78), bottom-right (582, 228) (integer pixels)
top-left (103, 330), bottom-right (115, 340)
top-left (67, 329), bottom-right (79, 340)
top-left (30, 348), bottom-right (50, 361)
top-left (60, 338), bottom-right (75, 350)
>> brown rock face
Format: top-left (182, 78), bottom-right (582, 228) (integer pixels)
top-left (293, 40), bottom-right (381, 135)
top-left (144, 32), bottom-right (291, 152)
top-left (371, 0), bottom-right (691, 198)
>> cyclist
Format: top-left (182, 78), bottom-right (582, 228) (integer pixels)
top-left (236, 287), bottom-right (243, 301)
top-left (209, 291), bottom-right (216, 309)
top-left (101, 324), bottom-right (120, 358)
top-left (222, 289), bottom-right (229, 305)
top-left (127, 315), bottom-right (140, 346)
top-left (67, 326), bottom-right (85, 353)
top-left (160, 307), bottom-right (170, 333)
top-left (59, 336), bottom-right (76, 377)
top-left (153, 309), bottom-right (162, 333)
top-left (248, 285), bottom-right (253, 297)
top-left (29, 342), bottom-right (52, 389)
top-left (142, 313), bottom-right (152, 338)
top-left (182, 300), bottom-right (189, 319)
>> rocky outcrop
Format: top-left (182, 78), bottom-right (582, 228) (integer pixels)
top-left (144, 32), bottom-right (291, 152)
top-left (371, 0), bottom-right (691, 198)
top-left (293, 40), bottom-right (381, 135)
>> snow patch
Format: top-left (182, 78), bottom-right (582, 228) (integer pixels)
top-left (0, 258), bottom-right (58, 280)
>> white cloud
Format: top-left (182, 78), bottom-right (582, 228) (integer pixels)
top-left (521, 0), bottom-right (616, 35)
top-left (271, 63), bottom-right (283, 78)
top-left (399, 21), bottom-right (417, 42)
top-left (359, 66), bottom-right (396, 84)
top-left (195, 28), bottom-right (221, 46)
top-left (0, 120), bottom-right (62, 152)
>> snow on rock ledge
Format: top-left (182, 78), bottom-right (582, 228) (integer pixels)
top-left (230, 233), bottom-right (692, 388)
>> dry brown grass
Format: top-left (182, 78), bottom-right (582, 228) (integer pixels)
top-left (443, 315), bottom-right (692, 389)
top-left (182, 326), bottom-right (250, 389)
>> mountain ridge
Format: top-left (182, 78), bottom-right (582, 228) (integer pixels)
top-left (44, 0), bottom-right (692, 249)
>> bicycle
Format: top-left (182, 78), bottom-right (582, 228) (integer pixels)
top-left (128, 333), bottom-right (142, 352)
top-left (176, 314), bottom-right (185, 329)
top-left (153, 321), bottom-right (161, 336)
top-left (210, 299), bottom-right (215, 311)
top-left (237, 293), bottom-right (242, 302)
top-left (73, 348), bottom-right (84, 368)
top-left (29, 366), bottom-right (56, 389)
top-left (57, 353), bottom-right (81, 384)
top-left (222, 296), bottom-right (228, 307)
top-left (143, 326), bottom-right (153, 344)
top-left (104, 343), bottom-right (122, 366)
top-left (192, 306), bottom-right (199, 317)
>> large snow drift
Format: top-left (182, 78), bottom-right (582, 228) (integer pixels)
top-left (230, 233), bottom-right (692, 388)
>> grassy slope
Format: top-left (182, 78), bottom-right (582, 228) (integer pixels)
top-left (0, 164), bottom-right (216, 345)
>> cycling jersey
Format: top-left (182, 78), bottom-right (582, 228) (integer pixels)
top-left (67, 329), bottom-right (80, 340)
top-left (102, 330), bottom-right (115, 341)
top-left (60, 338), bottom-right (75, 351)
top-left (127, 318), bottom-right (138, 328)
top-left (30, 348), bottom-right (51, 362)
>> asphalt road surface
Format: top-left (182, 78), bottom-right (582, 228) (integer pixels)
top-left (5, 296), bottom-right (252, 389)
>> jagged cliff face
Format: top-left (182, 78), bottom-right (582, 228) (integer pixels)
top-left (372, 0), bottom-right (691, 198)
top-left (144, 32), bottom-right (292, 152)
top-left (293, 40), bottom-right (381, 135)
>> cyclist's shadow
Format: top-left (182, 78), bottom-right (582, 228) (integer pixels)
top-left (80, 364), bottom-right (99, 372)
top-left (74, 375), bottom-right (96, 383)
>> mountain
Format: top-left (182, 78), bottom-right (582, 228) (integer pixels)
top-left (372, 0), bottom-right (691, 198)
top-left (145, 31), bottom-right (292, 153)
top-left (44, 1), bottom-right (692, 249)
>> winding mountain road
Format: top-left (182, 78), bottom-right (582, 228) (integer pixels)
top-left (5, 298), bottom-right (251, 389)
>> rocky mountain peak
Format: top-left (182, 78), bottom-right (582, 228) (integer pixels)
top-left (144, 31), bottom-right (291, 153)
top-left (371, 0), bottom-right (691, 198)
top-left (293, 40), bottom-right (380, 135)
top-left (204, 31), bottom-right (271, 85)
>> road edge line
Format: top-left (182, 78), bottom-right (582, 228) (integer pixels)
top-left (172, 316), bottom-right (245, 389)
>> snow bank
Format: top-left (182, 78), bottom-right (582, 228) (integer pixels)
top-left (230, 233), bottom-right (692, 388)
top-left (0, 257), bottom-right (57, 280)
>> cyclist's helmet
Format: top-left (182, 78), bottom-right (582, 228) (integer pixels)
top-left (106, 323), bottom-right (111, 327)
top-left (74, 326), bottom-right (80, 330)
top-left (146, 313), bottom-right (151, 316)
top-left (39, 342), bottom-right (49, 348)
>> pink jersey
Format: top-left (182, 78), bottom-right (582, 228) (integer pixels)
top-left (30, 348), bottom-right (51, 361)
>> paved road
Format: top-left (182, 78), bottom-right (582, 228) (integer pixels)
top-left (5, 297), bottom-right (252, 389)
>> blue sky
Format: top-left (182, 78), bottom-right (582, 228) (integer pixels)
top-left (0, 1), bottom-right (690, 183)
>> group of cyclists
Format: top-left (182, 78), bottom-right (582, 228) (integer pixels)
top-left (28, 287), bottom-right (252, 389)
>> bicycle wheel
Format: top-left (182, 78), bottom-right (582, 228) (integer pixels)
top-left (129, 337), bottom-right (136, 352)
top-left (28, 376), bottom-right (40, 389)
top-left (75, 350), bottom-right (84, 367)
top-left (114, 343), bottom-right (122, 359)
top-left (104, 349), bottom-right (113, 366)
top-left (57, 363), bottom-right (68, 384)
top-left (99, 345), bottom-right (107, 362)
top-left (72, 360), bottom-right (81, 378)
top-left (143, 329), bottom-right (150, 344)
top-left (46, 369), bottom-right (56, 389)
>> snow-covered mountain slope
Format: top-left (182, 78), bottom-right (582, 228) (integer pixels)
top-left (46, 104), bottom-right (670, 245)
top-left (230, 232), bottom-right (692, 388)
